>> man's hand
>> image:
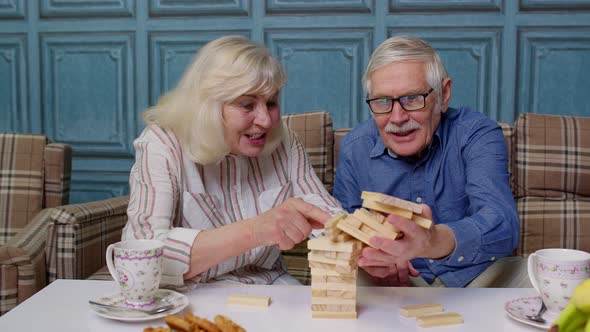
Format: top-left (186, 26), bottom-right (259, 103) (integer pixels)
top-left (249, 198), bottom-right (330, 250)
top-left (359, 258), bottom-right (419, 286)
top-left (358, 205), bottom-right (455, 285)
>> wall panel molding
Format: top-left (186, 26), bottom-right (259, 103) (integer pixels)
top-left (0, 34), bottom-right (27, 132)
top-left (266, 0), bottom-right (372, 14)
top-left (266, 29), bottom-right (372, 128)
top-left (518, 29), bottom-right (590, 117)
top-left (519, 0), bottom-right (590, 11)
top-left (40, 0), bottom-right (134, 18)
top-left (149, 0), bottom-right (249, 17)
top-left (0, 0), bottom-right (25, 18)
top-left (390, 0), bottom-right (502, 12)
top-left (41, 33), bottom-right (135, 157)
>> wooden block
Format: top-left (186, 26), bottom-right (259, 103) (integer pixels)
top-left (312, 304), bottom-right (356, 312)
top-left (311, 282), bottom-right (356, 291)
top-left (399, 303), bottom-right (444, 317)
top-left (311, 275), bottom-right (327, 284)
top-left (308, 252), bottom-right (358, 267)
top-left (310, 268), bottom-right (357, 278)
top-left (353, 208), bottom-right (399, 238)
top-left (362, 199), bottom-right (413, 219)
top-left (309, 260), bottom-right (355, 273)
top-left (412, 214), bottom-right (433, 229)
top-left (307, 237), bottom-right (362, 253)
top-left (359, 223), bottom-right (380, 237)
top-left (416, 312), bottom-right (463, 327)
top-left (312, 250), bottom-right (358, 260)
top-left (327, 275), bottom-right (357, 284)
top-left (337, 216), bottom-right (373, 247)
top-left (325, 289), bottom-right (356, 299)
top-left (324, 213), bottom-right (350, 242)
top-left (312, 311), bottom-right (357, 319)
top-left (311, 297), bottom-right (356, 305)
top-left (311, 289), bottom-right (327, 297)
top-left (361, 191), bottom-right (423, 214)
top-left (227, 294), bottom-right (271, 307)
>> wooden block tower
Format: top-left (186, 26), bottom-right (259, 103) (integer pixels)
top-left (308, 214), bottom-right (362, 319)
top-left (308, 192), bottom-right (434, 319)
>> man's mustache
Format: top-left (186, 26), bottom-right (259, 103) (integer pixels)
top-left (384, 121), bottom-right (422, 134)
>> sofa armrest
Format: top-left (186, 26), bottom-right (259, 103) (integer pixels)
top-left (282, 241), bottom-right (311, 285)
top-left (0, 209), bottom-right (53, 315)
top-left (45, 196), bottom-right (129, 282)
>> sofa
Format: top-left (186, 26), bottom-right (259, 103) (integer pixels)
top-left (9, 111), bottom-right (588, 301)
top-left (0, 134), bottom-right (72, 316)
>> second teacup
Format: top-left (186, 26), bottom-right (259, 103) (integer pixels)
top-left (106, 239), bottom-right (165, 308)
top-left (527, 248), bottom-right (590, 315)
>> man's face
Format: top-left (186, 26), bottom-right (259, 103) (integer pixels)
top-left (368, 61), bottom-right (450, 157)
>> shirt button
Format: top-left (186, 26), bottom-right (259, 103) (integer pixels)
top-left (416, 197), bottom-right (423, 203)
top-left (458, 256), bottom-right (464, 262)
top-left (428, 259), bottom-right (434, 264)
top-left (491, 257), bottom-right (496, 261)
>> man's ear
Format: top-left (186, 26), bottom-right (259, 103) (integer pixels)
top-left (440, 77), bottom-right (452, 113)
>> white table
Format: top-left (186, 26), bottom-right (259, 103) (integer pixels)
top-left (0, 279), bottom-right (543, 331)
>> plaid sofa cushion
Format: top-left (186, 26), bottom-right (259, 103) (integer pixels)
top-left (46, 196), bottom-right (129, 282)
top-left (514, 113), bottom-right (590, 199)
top-left (514, 113), bottom-right (590, 255)
top-left (43, 143), bottom-right (72, 208)
top-left (0, 134), bottom-right (46, 245)
top-left (283, 111), bottom-right (334, 193)
top-left (517, 197), bottom-right (590, 255)
top-left (0, 208), bottom-right (52, 315)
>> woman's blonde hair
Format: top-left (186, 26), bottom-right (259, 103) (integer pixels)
top-left (144, 36), bottom-right (287, 165)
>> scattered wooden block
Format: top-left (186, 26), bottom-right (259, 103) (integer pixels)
top-left (311, 311), bottom-right (357, 319)
top-left (416, 312), bottom-right (464, 327)
top-left (400, 303), bottom-right (444, 317)
top-left (227, 294), bottom-right (271, 307)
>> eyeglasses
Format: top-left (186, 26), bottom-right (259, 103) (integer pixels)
top-left (366, 88), bottom-right (434, 114)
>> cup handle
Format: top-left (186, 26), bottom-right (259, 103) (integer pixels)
top-left (105, 244), bottom-right (119, 282)
top-left (527, 253), bottom-right (540, 293)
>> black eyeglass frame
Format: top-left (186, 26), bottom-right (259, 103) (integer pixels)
top-left (365, 88), bottom-right (434, 114)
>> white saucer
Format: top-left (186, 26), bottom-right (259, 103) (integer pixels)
top-left (90, 289), bottom-right (189, 322)
top-left (504, 296), bottom-right (555, 330)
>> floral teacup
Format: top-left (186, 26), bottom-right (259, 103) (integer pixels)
top-left (106, 239), bottom-right (164, 307)
top-left (527, 248), bottom-right (590, 315)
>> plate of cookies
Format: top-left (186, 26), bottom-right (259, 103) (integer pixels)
top-left (90, 289), bottom-right (189, 322)
top-left (145, 312), bottom-right (246, 332)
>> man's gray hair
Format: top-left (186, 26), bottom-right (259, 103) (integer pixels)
top-left (363, 35), bottom-right (448, 108)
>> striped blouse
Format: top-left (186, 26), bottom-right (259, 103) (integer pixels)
top-left (122, 124), bottom-right (341, 288)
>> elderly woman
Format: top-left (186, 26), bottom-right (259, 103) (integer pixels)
top-left (122, 36), bottom-right (341, 288)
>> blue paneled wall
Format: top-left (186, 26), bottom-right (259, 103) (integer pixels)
top-left (1, 0), bottom-right (589, 203)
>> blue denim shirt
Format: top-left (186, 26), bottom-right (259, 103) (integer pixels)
top-left (333, 107), bottom-right (519, 287)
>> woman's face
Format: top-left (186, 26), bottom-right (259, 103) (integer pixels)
top-left (222, 94), bottom-right (281, 157)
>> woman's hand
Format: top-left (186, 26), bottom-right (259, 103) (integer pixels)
top-left (248, 198), bottom-right (330, 250)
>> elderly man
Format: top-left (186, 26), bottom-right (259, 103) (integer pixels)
top-left (333, 35), bottom-right (525, 288)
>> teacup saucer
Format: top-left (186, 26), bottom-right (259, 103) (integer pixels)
top-left (504, 296), bottom-right (556, 330)
top-left (90, 289), bottom-right (189, 322)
